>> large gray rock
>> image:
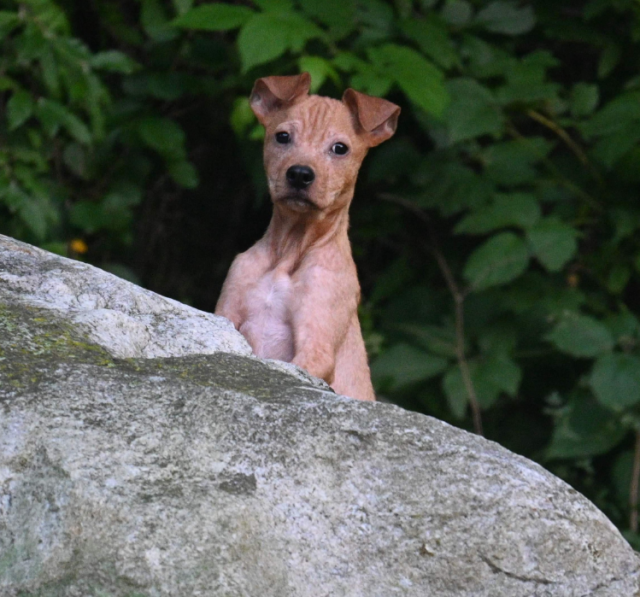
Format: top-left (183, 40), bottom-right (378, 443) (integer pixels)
top-left (0, 233), bottom-right (638, 596)
top-left (0, 235), bottom-right (251, 359)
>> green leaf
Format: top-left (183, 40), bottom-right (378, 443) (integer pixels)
top-left (475, 1), bottom-right (536, 36)
top-left (141, 0), bottom-right (179, 41)
top-left (0, 76), bottom-right (17, 91)
top-left (478, 325), bottom-right (518, 356)
top-left (90, 50), bottom-right (140, 74)
top-left (349, 67), bottom-right (393, 98)
top-left (496, 51), bottom-right (560, 104)
top-left (463, 232), bottom-right (530, 291)
top-left (36, 98), bottom-right (92, 144)
top-left (598, 42), bottom-right (621, 79)
top-left (570, 83), bottom-right (599, 118)
top-left (168, 160), bottom-right (199, 189)
top-left (580, 91), bottom-right (640, 138)
top-left (610, 208), bottom-right (640, 243)
top-left (137, 117), bottom-right (186, 161)
top-left (104, 181), bottom-right (143, 208)
top-left (333, 51), bottom-right (368, 72)
top-left (441, 0), bottom-right (472, 26)
top-left (4, 179), bottom-right (57, 240)
top-left (237, 14), bottom-right (286, 72)
top-left (462, 36), bottom-right (513, 79)
top-left (172, 0), bottom-right (193, 16)
top-left (442, 366), bottom-right (470, 419)
top-left (85, 73), bottom-right (108, 140)
top-left (357, 0), bottom-right (394, 31)
top-left (124, 72), bottom-right (194, 101)
top-left (482, 354), bottom-right (521, 397)
top-left (591, 121), bottom-right (640, 169)
top-left (605, 311), bottom-right (640, 347)
top-left (21, 196), bottom-right (54, 240)
top-left (299, 0), bottom-right (355, 39)
top-left (172, 4), bottom-right (254, 30)
top-left (455, 193), bottom-right (541, 234)
top-left (230, 97), bottom-right (256, 136)
top-left (399, 16), bottom-right (458, 69)
top-left (0, 11), bottom-right (20, 40)
top-left (483, 139), bottom-right (549, 186)
top-left (394, 323), bottom-right (459, 359)
top-left (2, 183), bottom-right (27, 213)
top-left (527, 218), bottom-right (577, 272)
top-left (253, 0), bottom-right (294, 10)
top-left (368, 44), bottom-right (449, 117)
top-left (590, 353), bottom-right (640, 411)
top-left (237, 12), bottom-right (323, 72)
top-left (63, 143), bottom-right (89, 179)
top-left (298, 56), bottom-right (340, 92)
top-left (371, 343), bottom-right (448, 389)
top-left (39, 48), bottom-right (61, 99)
top-left (607, 265), bottom-right (631, 295)
top-left (546, 312), bottom-right (614, 358)
top-left (546, 392), bottom-right (627, 459)
top-left (7, 90), bottom-right (34, 130)
top-left (442, 355), bottom-right (520, 415)
top-left (14, 164), bottom-right (47, 199)
top-left (23, 0), bottom-right (69, 33)
top-left (442, 78), bottom-right (503, 144)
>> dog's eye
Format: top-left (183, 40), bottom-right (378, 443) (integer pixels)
top-left (275, 132), bottom-right (291, 144)
top-left (332, 142), bottom-right (349, 155)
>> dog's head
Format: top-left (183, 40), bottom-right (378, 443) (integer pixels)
top-left (250, 73), bottom-right (400, 213)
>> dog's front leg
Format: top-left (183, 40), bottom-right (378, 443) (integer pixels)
top-left (290, 269), bottom-right (356, 385)
top-left (215, 247), bottom-right (269, 330)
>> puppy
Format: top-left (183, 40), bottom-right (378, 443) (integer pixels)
top-left (216, 73), bottom-right (400, 401)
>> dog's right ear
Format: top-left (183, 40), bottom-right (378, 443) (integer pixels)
top-left (250, 73), bottom-right (311, 125)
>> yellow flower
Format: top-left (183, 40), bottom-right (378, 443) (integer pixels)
top-left (70, 239), bottom-right (88, 254)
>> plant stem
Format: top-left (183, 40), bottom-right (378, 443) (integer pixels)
top-left (378, 193), bottom-right (484, 436)
top-left (526, 109), bottom-right (591, 167)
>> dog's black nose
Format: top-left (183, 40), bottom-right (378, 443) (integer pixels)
top-left (286, 165), bottom-right (315, 189)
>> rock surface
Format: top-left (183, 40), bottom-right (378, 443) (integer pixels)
top-left (1, 233), bottom-right (639, 596)
top-left (0, 234), bottom-right (251, 359)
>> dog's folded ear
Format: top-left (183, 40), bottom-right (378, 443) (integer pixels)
top-left (342, 89), bottom-right (401, 147)
top-left (250, 73), bottom-right (312, 125)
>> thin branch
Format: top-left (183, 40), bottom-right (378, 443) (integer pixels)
top-left (630, 430), bottom-right (640, 533)
top-left (378, 193), bottom-right (484, 436)
top-left (526, 109), bottom-right (591, 167)
top-left (506, 122), bottom-right (603, 212)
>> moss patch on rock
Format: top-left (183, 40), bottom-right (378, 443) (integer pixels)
top-left (0, 303), bottom-right (115, 398)
top-left (118, 353), bottom-right (330, 403)
top-left (0, 301), bottom-right (326, 405)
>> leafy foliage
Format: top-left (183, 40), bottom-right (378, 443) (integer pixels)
top-left (2, 0), bottom-right (640, 542)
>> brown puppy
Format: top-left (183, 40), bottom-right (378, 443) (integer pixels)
top-left (216, 73), bottom-right (400, 401)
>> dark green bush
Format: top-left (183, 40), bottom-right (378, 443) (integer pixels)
top-left (2, 0), bottom-right (640, 543)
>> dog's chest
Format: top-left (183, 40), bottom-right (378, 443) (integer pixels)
top-left (239, 269), bottom-right (294, 361)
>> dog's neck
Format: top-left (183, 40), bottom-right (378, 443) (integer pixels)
top-left (263, 195), bottom-right (353, 270)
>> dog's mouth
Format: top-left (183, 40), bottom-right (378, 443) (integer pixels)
top-left (276, 193), bottom-right (320, 212)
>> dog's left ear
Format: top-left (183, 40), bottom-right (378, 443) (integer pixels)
top-left (342, 89), bottom-right (401, 147)
top-left (250, 72), bottom-right (312, 125)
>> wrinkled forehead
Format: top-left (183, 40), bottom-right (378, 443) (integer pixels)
top-left (272, 95), bottom-right (359, 140)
